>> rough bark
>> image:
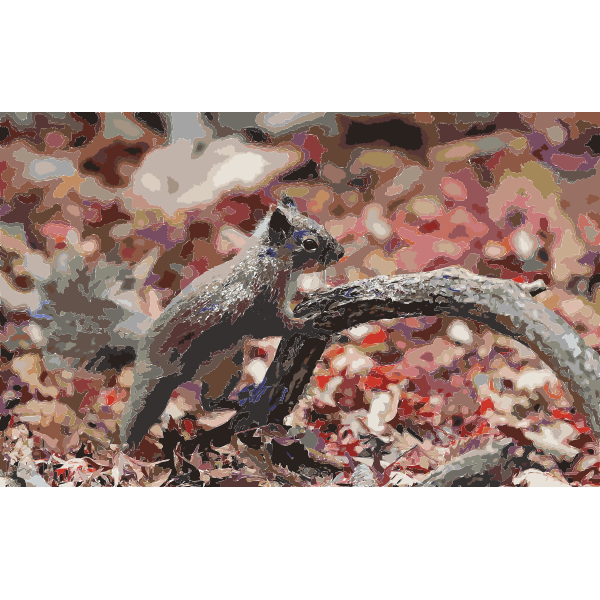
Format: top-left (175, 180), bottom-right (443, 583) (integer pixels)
top-left (412, 438), bottom-right (557, 487)
top-left (159, 266), bottom-right (600, 485)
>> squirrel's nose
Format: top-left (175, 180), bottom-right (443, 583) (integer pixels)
top-left (320, 240), bottom-right (345, 266)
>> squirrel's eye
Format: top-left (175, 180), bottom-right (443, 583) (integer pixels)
top-left (302, 238), bottom-right (319, 252)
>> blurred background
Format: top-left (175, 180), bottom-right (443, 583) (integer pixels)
top-left (0, 112), bottom-right (600, 483)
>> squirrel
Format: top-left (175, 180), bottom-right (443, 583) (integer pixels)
top-left (120, 194), bottom-right (344, 449)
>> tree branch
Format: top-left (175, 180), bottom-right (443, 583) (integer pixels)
top-left (414, 438), bottom-right (539, 487)
top-left (162, 267), bottom-right (600, 486)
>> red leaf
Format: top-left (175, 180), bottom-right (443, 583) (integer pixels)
top-left (256, 348), bottom-right (268, 358)
top-left (0, 161), bottom-right (7, 196)
top-left (496, 348), bottom-right (514, 356)
top-left (311, 419), bottom-right (326, 429)
top-left (472, 421), bottom-right (488, 436)
top-left (418, 220), bottom-right (441, 234)
top-left (361, 365), bottom-right (402, 391)
top-left (407, 464), bottom-right (430, 474)
top-left (315, 375), bottom-right (331, 390)
top-left (303, 134), bottom-right (326, 163)
top-left (485, 150), bottom-right (506, 169)
top-left (574, 425), bottom-right (591, 434)
top-left (361, 330), bottom-right (387, 347)
top-left (322, 344), bottom-right (345, 360)
top-left (478, 398), bottom-right (495, 414)
top-left (398, 399), bottom-right (413, 417)
top-left (552, 409), bottom-right (574, 421)
top-left (105, 391), bottom-right (118, 406)
top-left (363, 374), bottom-right (385, 389)
top-left (418, 409), bottom-right (435, 418)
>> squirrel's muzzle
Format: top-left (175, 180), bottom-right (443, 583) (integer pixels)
top-left (327, 240), bottom-right (345, 266)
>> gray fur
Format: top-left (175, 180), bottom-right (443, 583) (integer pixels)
top-left (121, 197), bottom-right (344, 449)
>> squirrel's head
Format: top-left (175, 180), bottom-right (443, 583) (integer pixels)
top-left (259, 194), bottom-right (344, 269)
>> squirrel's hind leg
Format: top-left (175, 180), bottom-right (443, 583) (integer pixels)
top-left (192, 338), bottom-right (247, 411)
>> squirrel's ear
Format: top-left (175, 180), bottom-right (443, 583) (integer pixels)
top-left (269, 208), bottom-right (294, 245)
top-left (280, 194), bottom-right (297, 210)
